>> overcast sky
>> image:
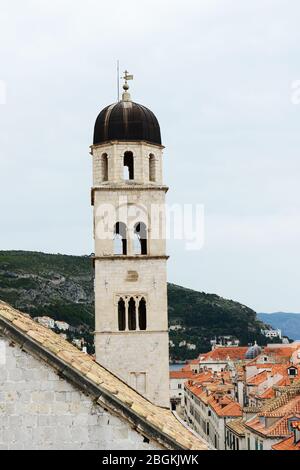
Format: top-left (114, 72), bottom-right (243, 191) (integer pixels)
top-left (0, 0), bottom-right (299, 313)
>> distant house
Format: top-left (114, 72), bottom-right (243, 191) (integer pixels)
top-left (261, 329), bottom-right (282, 340)
top-left (169, 370), bottom-right (196, 410)
top-left (34, 316), bottom-right (55, 329)
top-left (55, 320), bottom-right (69, 331)
top-left (169, 324), bottom-right (183, 332)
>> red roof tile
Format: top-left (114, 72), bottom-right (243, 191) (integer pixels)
top-left (170, 371), bottom-right (196, 379)
top-left (199, 347), bottom-right (248, 362)
top-left (272, 435), bottom-right (300, 451)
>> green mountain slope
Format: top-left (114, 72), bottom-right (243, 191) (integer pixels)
top-left (0, 251), bottom-right (272, 360)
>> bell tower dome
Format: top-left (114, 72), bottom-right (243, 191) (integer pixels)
top-left (91, 73), bottom-right (169, 407)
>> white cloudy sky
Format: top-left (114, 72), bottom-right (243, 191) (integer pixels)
top-left (0, 0), bottom-right (300, 312)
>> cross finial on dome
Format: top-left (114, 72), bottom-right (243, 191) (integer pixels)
top-left (122, 70), bottom-right (133, 101)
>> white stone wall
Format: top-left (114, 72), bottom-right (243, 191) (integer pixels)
top-left (246, 429), bottom-right (280, 450)
top-left (0, 337), bottom-right (161, 450)
top-left (170, 378), bottom-right (185, 407)
top-left (184, 389), bottom-right (209, 443)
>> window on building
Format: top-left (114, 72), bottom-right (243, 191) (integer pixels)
top-left (136, 372), bottom-right (146, 393)
top-left (101, 153), bottom-right (108, 182)
top-left (134, 222), bottom-right (147, 255)
top-left (247, 436), bottom-right (251, 450)
top-left (130, 372), bottom-right (146, 393)
top-left (288, 367), bottom-right (297, 376)
top-left (114, 222), bottom-right (127, 255)
top-left (118, 298), bottom-right (126, 331)
top-left (149, 153), bottom-right (156, 182)
top-left (178, 384), bottom-right (182, 389)
top-left (124, 151), bottom-right (134, 180)
top-left (128, 297), bottom-right (136, 330)
top-left (138, 297), bottom-right (147, 330)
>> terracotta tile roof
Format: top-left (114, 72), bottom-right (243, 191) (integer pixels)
top-left (264, 346), bottom-right (299, 357)
top-left (245, 416), bottom-right (285, 437)
top-left (247, 412), bottom-right (300, 439)
top-left (245, 391), bottom-right (300, 438)
top-left (199, 347), bottom-right (248, 362)
top-left (169, 371), bottom-right (196, 379)
top-left (243, 405), bottom-right (262, 414)
top-left (219, 395), bottom-right (232, 406)
top-left (260, 392), bottom-right (300, 417)
top-left (226, 418), bottom-right (246, 436)
top-left (208, 396), bottom-right (242, 417)
top-left (0, 301), bottom-right (208, 451)
top-left (272, 435), bottom-right (300, 451)
top-left (256, 376), bottom-right (295, 400)
top-left (258, 386), bottom-right (275, 400)
top-left (273, 379), bottom-right (300, 394)
top-left (247, 370), bottom-right (268, 386)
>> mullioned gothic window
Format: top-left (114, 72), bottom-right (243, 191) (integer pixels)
top-left (117, 296), bottom-right (147, 331)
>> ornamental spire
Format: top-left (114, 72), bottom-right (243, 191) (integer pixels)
top-left (122, 70), bottom-right (133, 101)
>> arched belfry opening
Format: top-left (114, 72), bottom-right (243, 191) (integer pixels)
top-left (138, 297), bottom-right (147, 330)
top-left (114, 222), bottom-right (127, 255)
top-left (118, 298), bottom-right (126, 331)
top-left (128, 297), bottom-right (136, 330)
top-left (134, 222), bottom-right (147, 255)
top-left (101, 153), bottom-right (108, 182)
top-left (149, 154), bottom-right (156, 182)
top-left (124, 151), bottom-right (134, 180)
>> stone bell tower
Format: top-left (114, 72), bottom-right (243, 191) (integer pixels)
top-left (90, 72), bottom-right (169, 407)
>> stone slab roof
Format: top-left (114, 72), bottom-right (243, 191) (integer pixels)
top-left (225, 418), bottom-right (246, 436)
top-left (0, 301), bottom-right (208, 450)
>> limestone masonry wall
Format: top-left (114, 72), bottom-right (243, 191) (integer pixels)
top-left (0, 337), bottom-right (161, 450)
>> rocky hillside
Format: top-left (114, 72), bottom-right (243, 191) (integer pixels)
top-left (0, 251), bottom-right (272, 360)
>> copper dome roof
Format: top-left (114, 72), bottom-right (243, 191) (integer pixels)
top-left (93, 100), bottom-right (162, 146)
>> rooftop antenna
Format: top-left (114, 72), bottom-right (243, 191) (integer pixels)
top-left (117, 60), bottom-right (120, 102)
